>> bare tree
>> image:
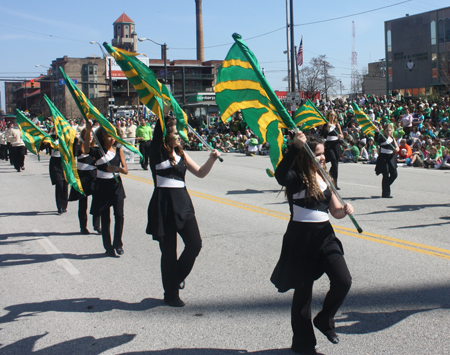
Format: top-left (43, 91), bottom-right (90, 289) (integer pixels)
top-left (297, 55), bottom-right (339, 101)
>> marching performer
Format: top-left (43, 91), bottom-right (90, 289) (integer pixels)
top-left (375, 124), bottom-right (399, 198)
top-left (84, 122), bottom-right (128, 257)
top-left (146, 118), bottom-right (220, 307)
top-left (68, 128), bottom-right (101, 234)
top-left (323, 111), bottom-right (343, 190)
top-left (271, 131), bottom-right (353, 355)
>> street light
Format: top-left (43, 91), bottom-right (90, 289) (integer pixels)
top-left (35, 64), bottom-right (50, 69)
top-left (89, 41), bottom-right (108, 59)
top-left (138, 37), bottom-right (168, 85)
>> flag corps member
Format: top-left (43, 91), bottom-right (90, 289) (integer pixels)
top-left (271, 132), bottom-right (353, 355)
top-left (146, 118), bottom-right (220, 307)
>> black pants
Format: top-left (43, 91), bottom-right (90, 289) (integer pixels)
top-left (55, 179), bottom-right (68, 211)
top-left (78, 196), bottom-right (100, 231)
top-left (291, 256), bottom-right (351, 351)
top-left (101, 199), bottom-right (124, 251)
top-left (159, 217), bottom-right (202, 298)
top-left (139, 140), bottom-right (151, 168)
top-left (7, 143), bottom-right (13, 165)
top-left (382, 167), bottom-right (398, 197)
top-left (11, 146), bottom-right (26, 171)
top-left (325, 141), bottom-right (341, 187)
top-left (0, 145), bottom-right (7, 160)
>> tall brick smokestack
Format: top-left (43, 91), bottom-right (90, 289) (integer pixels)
top-left (195, 0), bottom-right (205, 62)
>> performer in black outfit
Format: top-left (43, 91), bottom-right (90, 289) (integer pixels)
top-left (323, 111), bottom-right (343, 190)
top-left (271, 132), bottom-right (353, 355)
top-left (84, 122), bottom-right (128, 257)
top-left (375, 124), bottom-right (399, 198)
top-left (49, 138), bottom-right (68, 214)
top-left (146, 118), bottom-right (220, 307)
top-left (68, 128), bottom-right (101, 235)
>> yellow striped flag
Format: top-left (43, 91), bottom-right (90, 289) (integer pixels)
top-left (43, 95), bottom-right (84, 195)
top-left (16, 110), bottom-right (57, 160)
top-left (215, 34), bottom-right (288, 170)
top-left (103, 43), bottom-right (189, 143)
top-left (293, 99), bottom-right (327, 131)
top-left (352, 102), bottom-right (377, 137)
top-left (58, 67), bottom-right (142, 159)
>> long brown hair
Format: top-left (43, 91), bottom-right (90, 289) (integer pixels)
top-left (80, 128), bottom-right (94, 154)
top-left (163, 118), bottom-right (185, 166)
top-left (291, 137), bottom-right (332, 202)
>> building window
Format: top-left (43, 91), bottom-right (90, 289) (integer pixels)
top-left (431, 21), bottom-right (436, 45)
top-left (438, 19), bottom-right (445, 43)
top-left (446, 18), bottom-right (450, 42)
top-left (433, 67), bottom-right (438, 78)
top-left (125, 35), bottom-right (128, 38)
top-left (118, 25), bottom-right (121, 29)
top-left (125, 25), bottom-right (128, 29)
top-left (88, 67), bottom-right (94, 75)
top-left (387, 30), bottom-right (392, 52)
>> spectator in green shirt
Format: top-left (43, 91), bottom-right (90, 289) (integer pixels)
top-left (136, 118), bottom-right (153, 170)
top-left (342, 140), bottom-right (359, 163)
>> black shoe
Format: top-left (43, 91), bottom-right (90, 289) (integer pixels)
top-left (94, 227), bottom-right (102, 234)
top-left (164, 296), bottom-right (185, 307)
top-left (57, 208), bottom-right (63, 214)
top-left (313, 317), bottom-right (339, 344)
top-left (335, 187), bottom-right (341, 190)
top-left (105, 249), bottom-right (117, 257)
top-left (21, 166), bottom-right (25, 170)
top-left (115, 247), bottom-right (124, 255)
top-left (62, 209), bottom-right (67, 213)
top-left (80, 228), bottom-right (90, 235)
top-left (179, 280), bottom-right (185, 290)
top-left (381, 194), bottom-right (393, 198)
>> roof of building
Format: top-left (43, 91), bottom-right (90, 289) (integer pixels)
top-left (114, 13), bottom-right (134, 24)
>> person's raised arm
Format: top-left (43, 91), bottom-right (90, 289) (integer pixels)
top-left (184, 149), bottom-right (220, 178)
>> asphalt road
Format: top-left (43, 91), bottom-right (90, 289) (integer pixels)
top-left (0, 151), bottom-right (449, 355)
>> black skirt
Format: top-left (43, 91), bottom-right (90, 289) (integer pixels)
top-left (90, 176), bottom-right (126, 214)
top-left (375, 153), bottom-right (397, 175)
top-left (325, 140), bottom-right (342, 162)
top-left (68, 169), bottom-right (96, 201)
top-left (271, 220), bottom-right (344, 293)
top-left (146, 187), bottom-right (195, 241)
top-left (49, 156), bottom-right (65, 185)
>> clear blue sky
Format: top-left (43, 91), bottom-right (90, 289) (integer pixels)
top-left (0, 0), bottom-right (448, 111)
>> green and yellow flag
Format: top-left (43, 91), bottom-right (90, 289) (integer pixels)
top-left (43, 95), bottom-right (84, 195)
top-left (16, 109), bottom-right (57, 159)
top-left (215, 33), bottom-right (290, 170)
top-left (352, 102), bottom-right (377, 137)
top-left (293, 99), bottom-right (327, 131)
top-left (58, 67), bottom-right (142, 160)
top-left (103, 43), bottom-right (189, 143)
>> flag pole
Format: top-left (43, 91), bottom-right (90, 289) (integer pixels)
top-left (188, 123), bottom-right (223, 162)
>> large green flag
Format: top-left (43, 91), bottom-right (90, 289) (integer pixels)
top-left (16, 109), bottom-right (57, 159)
top-left (103, 43), bottom-right (189, 143)
top-left (215, 33), bottom-right (290, 170)
top-left (58, 67), bottom-right (142, 160)
top-left (43, 95), bottom-right (84, 195)
top-left (352, 102), bottom-right (377, 137)
top-left (293, 99), bottom-right (327, 131)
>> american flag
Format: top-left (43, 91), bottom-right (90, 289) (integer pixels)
top-left (296, 37), bottom-right (303, 67)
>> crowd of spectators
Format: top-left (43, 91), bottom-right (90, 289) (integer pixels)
top-left (5, 92), bottom-right (450, 170)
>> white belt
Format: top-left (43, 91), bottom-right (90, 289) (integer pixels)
top-left (156, 175), bottom-right (185, 188)
top-left (292, 205), bottom-right (329, 223)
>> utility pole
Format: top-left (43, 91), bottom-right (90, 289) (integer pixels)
top-left (285, 0), bottom-right (291, 92)
top-left (109, 58), bottom-right (113, 119)
top-left (289, 0), bottom-right (296, 94)
top-left (323, 61), bottom-right (328, 102)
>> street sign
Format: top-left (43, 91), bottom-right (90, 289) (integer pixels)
top-left (286, 92), bottom-right (301, 103)
top-left (59, 79), bottom-right (78, 85)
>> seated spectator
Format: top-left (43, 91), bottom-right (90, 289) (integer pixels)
top-left (406, 143), bottom-right (424, 167)
top-left (437, 122), bottom-right (450, 140)
top-left (342, 140), bottom-right (359, 163)
top-left (423, 146), bottom-right (441, 168)
top-left (397, 139), bottom-right (412, 163)
top-left (435, 147), bottom-right (450, 169)
top-left (357, 140), bottom-right (369, 161)
top-left (245, 136), bottom-right (260, 156)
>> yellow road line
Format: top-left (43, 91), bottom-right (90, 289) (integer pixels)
top-left (123, 173), bottom-right (450, 260)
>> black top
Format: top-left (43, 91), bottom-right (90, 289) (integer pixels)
top-left (146, 120), bottom-right (194, 241)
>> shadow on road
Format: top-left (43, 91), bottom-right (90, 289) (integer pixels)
top-left (0, 332), bottom-right (135, 355)
top-left (0, 252), bottom-right (106, 267)
top-left (366, 203), bottom-right (450, 215)
top-left (121, 348), bottom-right (303, 354)
top-left (0, 211), bottom-right (57, 217)
top-left (0, 231), bottom-right (93, 241)
top-left (394, 216), bottom-right (450, 229)
top-left (0, 297), bottom-right (163, 324)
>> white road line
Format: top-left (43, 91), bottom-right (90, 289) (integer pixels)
top-left (32, 230), bottom-right (82, 282)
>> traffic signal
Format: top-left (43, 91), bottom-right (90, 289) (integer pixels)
top-left (30, 79), bottom-right (35, 89)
